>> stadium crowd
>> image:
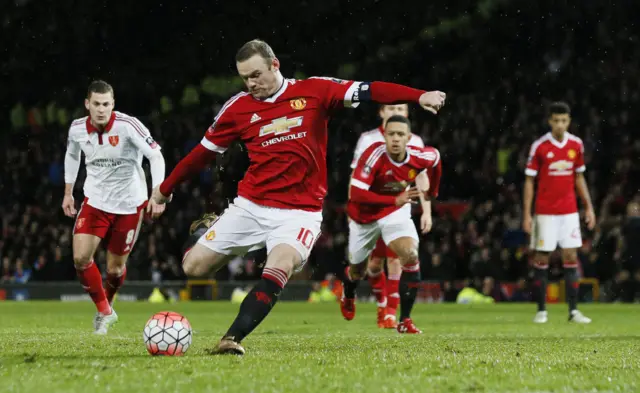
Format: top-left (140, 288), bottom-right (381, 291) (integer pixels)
top-left (1, 1), bottom-right (638, 302)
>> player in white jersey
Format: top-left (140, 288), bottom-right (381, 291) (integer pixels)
top-left (350, 104), bottom-right (424, 329)
top-left (62, 80), bottom-right (167, 334)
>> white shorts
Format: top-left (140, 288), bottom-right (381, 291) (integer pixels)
top-left (530, 213), bottom-right (582, 252)
top-left (348, 208), bottom-right (419, 264)
top-left (197, 197), bottom-right (322, 263)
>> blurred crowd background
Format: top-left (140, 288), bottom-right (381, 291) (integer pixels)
top-left (1, 0), bottom-right (639, 302)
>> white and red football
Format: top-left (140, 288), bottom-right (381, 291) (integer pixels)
top-left (143, 311), bottom-right (192, 356)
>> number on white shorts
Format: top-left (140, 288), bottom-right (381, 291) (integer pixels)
top-left (125, 229), bottom-right (135, 245)
top-left (296, 228), bottom-right (314, 250)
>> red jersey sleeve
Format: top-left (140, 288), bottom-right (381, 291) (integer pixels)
top-left (575, 140), bottom-right (586, 173)
top-left (351, 143), bottom-right (383, 191)
top-left (525, 141), bottom-right (541, 177)
top-left (307, 77), bottom-right (365, 111)
top-left (201, 93), bottom-right (244, 153)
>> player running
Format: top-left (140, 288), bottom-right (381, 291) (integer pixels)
top-left (351, 104), bottom-right (424, 329)
top-left (63, 80), bottom-right (166, 334)
top-left (341, 115), bottom-right (441, 334)
top-left (151, 39), bottom-right (446, 355)
top-left (522, 102), bottom-right (595, 324)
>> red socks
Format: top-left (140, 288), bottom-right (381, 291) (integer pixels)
top-left (105, 267), bottom-right (126, 305)
top-left (76, 261), bottom-right (111, 315)
top-left (386, 274), bottom-right (401, 314)
top-left (367, 269), bottom-right (387, 307)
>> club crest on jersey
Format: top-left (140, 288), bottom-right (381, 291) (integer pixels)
top-left (408, 169), bottom-right (417, 180)
top-left (205, 230), bottom-right (216, 241)
top-left (108, 135), bottom-right (119, 147)
top-left (547, 152), bottom-right (554, 159)
top-left (290, 98), bottom-right (307, 110)
top-left (567, 149), bottom-right (576, 159)
top-left (362, 166), bottom-right (372, 178)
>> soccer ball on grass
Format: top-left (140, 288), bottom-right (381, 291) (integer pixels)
top-left (143, 311), bottom-right (192, 356)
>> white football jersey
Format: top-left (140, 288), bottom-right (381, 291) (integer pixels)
top-left (351, 126), bottom-right (424, 169)
top-left (65, 111), bottom-right (162, 214)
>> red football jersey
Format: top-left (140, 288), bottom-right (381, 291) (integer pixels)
top-left (525, 132), bottom-right (585, 215)
top-left (202, 77), bottom-right (364, 211)
top-left (348, 142), bottom-right (441, 224)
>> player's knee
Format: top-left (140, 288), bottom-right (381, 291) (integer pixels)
top-left (266, 258), bottom-right (296, 278)
top-left (399, 248), bottom-right (418, 265)
top-left (182, 259), bottom-right (205, 278)
top-left (534, 252), bottom-right (550, 266)
top-left (73, 254), bottom-right (92, 269)
top-left (265, 245), bottom-right (302, 278)
top-left (106, 263), bottom-right (126, 276)
top-left (367, 257), bottom-right (383, 274)
top-left (562, 249), bottom-right (578, 263)
top-left (349, 262), bottom-right (367, 280)
top-left (106, 254), bottom-right (127, 274)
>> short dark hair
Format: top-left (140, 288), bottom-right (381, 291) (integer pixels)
top-left (385, 115), bottom-right (411, 130)
top-left (87, 80), bottom-right (114, 99)
top-left (548, 101), bottom-right (571, 116)
top-left (235, 39), bottom-right (276, 64)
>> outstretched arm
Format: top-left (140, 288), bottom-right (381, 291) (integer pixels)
top-left (153, 144), bottom-right (217, 204)
top-left (368, 82), bottom-right (446, 114)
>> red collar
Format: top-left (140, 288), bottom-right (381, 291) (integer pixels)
top-left (86, 112), bottom-right (116, 134)
top-left (377, 125), bottom-right (384, 135)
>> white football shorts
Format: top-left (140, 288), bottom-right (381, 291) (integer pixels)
top-left (197, 197), bottom-right (322, 263)
top-left (348, 207), bottom-right (419, 264)
top-left (530, 213), bottom-right (582, 252)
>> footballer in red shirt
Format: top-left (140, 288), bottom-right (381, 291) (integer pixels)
top-left (522, 102), bottom-right (595, 324)
top-left (351, 104), bottom-right (425, 329)
top-left (151, 39), bottom-right (446, 354)
top-left (342, 115), bottom-right (441, 334)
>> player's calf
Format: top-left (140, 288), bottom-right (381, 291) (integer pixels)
top-left (214, 244), bottom-right (296, 354)
top-left (388, 237), bottom-right (421, 328)
top-left (73, 234), bottom-right (111, 317)
top-left (532, 253), bottom-right (550, 313)
top-left (105, 252), bottom-right (128, 306)
top-left (385, 258), bottom-right (402, 319)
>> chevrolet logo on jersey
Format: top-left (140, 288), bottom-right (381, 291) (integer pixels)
top-left (548, 160), bottom-right (574, 171)
top-left (259, 116), bottom-right (303, 137)
top-left (382, 181), bottom-right (408, 193)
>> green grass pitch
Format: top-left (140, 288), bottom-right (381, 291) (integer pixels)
top-left (0, 302), bottom-right (638, 392)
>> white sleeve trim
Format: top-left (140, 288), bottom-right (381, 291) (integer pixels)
top-left (343, 82), bottom-right (361, 108)
top-left (432, 149), bottom-right (441, 167)
top-left (575, 165), bottom-right (586, 173)
top-left (201, 137), bottom-right (227, 153)
top-left (351, 135), bottom-right (367, 169)
top-left (351, 178), bottom-right (370, 190)
top-left (525, 168), bottom-right (538, 177)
